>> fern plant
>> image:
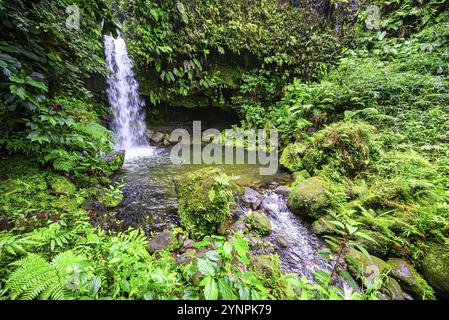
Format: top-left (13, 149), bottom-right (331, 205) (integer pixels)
top-left (4, 251), bottom-right (90, 300)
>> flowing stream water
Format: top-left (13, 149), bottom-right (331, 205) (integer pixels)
top-left (103, 34), bottom-right (335, 281)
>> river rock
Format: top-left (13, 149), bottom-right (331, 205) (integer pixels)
top-left (150, 132), bottom-right (165, 144)
top-left (421, 242), bottom-right (449, 298)
top-left (387, 258), bottom-right (435, 300)
top-left (183, 239), bottom-right (196, 250)
top-left (230, 220), bottom-right (246, 233)
top-left (274, 185), bottom-right (290, 197)
top-left (311, 216), bottom-right (336, 235)
top-left (245, 234), bottom-right (275, 254)
top-left (148, 231), bottom-right (175, 253)
top-left (345, 248), bottom-right (407, 300)
top-left (176, 248), bottom-right (196, 265)
top-left (288, 176), bottom-right (329, 220)
top-left (276, 235), bottom-right (289, 248)
top-left (245, 211), bottom-right (272, 236)
top-left (242, 187), bottom-right (264, 210)
top-left (249, 254), bottom-right (282, 277)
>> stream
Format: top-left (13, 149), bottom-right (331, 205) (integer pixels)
top-left (114, 146), bottom-right (331, 279)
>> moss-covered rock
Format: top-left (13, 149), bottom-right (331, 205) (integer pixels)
top-left (280, 143), bottom-right (306, 173)
top-left (387, 258), bottom-right (435, 300)
top-left (249, 254), bottom-right (282, 278)
top-left (288, 176), bottom-right (329, 219)
top-left (345, 248), bottom-right (407, 300)
top-left (175, 168), bottom-right (234, 235)
top-left (245, 211), bottom-right (272, 236)
top-left (311, 216), bottom-right (336, 235)
top-left (421, 242), bottom-right (449, 298)
top-left (302, 121), bottom-right (379, 177)
top-left (356, 230), bottom-right (392, 258)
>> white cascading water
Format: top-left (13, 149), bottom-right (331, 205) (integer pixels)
top-left (104, 34), bottom-right (152, 159)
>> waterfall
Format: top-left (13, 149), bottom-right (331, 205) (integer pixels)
top-left (104, 34), bottom-right (148, 152)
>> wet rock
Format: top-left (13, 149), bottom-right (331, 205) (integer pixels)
top-left (183, 239), bottom-right (196, 250)
top-left (145, 129), bottom-right (154, 140)
top-left (242, 187), bottom-right (264, 210)
top-left (288, 176), bottom-right (329, 220)
top-left (148, 231), bottom-right (175, 253)
top-left (345, 248), bottom-right (407, 300)
top-left (150, 132), bottom-right (164, 144)
top-left (356, 230), bottom-right (395, 258)
top-left (249, 254), bottom-right (282, 277)
top-left (245, 234), bottom-right (275, 254)
top-left (176, 248), bottom-right (196, 265)
top-left (245, 211), bottom-right (272, 236)
top-left (231, 220), bottom-right (246, 233)
top-left (175, 168), bottom-right (234, 234)
top-left (274, 185), bottom-right (290, 197)
top-left (280, 143), bottom-right (306, 173)
top-left (276, 235), bottom-right (289, 248)
top-left (311, 216), bottom-right (336, 235)
top-left (421, 242), bottom-right (449, 298)
top-left (387, 258), bottom-right (435, 300)
top-left (163, 139), bottom-right (170, 146)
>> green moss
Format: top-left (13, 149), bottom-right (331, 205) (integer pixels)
top-left (48, 176), bottom-right (77, 194)
top-left (387, 258), bottom-right (435, 300)
top-left (291, 170), bottom-right (311, 188)
top-left (302, 121), bottom-right (379, 177)
top-left (249, 254), bottom-right (282, 278)
top-left (311, 216), bottom-right (336, 235)
top-left (420, 242), bottom-right (449, 298)
top-left (176, 168), bottom-right (234, 235)
top-left (287, 176), bottom-right (329, 220)
top-left (245, 211), bottom-right (272, 236)
top-left (280, 143), bottom-right (305, 173)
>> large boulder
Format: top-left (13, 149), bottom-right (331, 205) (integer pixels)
top-left (312, 216), bottom-right (336, 235)
top-left (387, 258), bottom-right (435, 300)
top-left (175, 168), bottom-right (234, 235)
top-left (280, 143), bottom-right (306, 173)
top-left (245, 211), bottom-right (272, 236)
top-left (287, 176), bottom-right (329, 220)
top-left (345, 248), bottom-right (407, 300)
top-left (421, 242), bottom-right (449, 298)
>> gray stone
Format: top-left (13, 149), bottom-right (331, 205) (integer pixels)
top-left (274, 185), bottom-right (290, 197)
top-left (276, 235), bottom-right (289, 248)
top-left (148, 231), bottom-right (174, 253)
top-left (150, 132), bottom-right (165, 144)
top-left (242, 187), bottom-right (264, 210)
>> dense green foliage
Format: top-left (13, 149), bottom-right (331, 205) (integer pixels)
top-left (121, 0), bottom-right (346, 110)
top-left (0, 0), bottom-right (117, 173)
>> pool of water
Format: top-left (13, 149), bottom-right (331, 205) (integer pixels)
top-left (114, 145), bottom-right (333, 278)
